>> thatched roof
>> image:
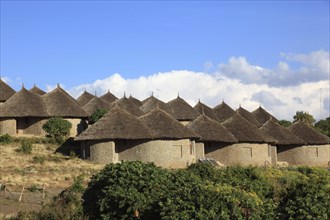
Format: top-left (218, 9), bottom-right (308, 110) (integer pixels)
top-left (100, 90), bottom-right (118, 103)
top-left (194, 101), bottom-right (220, 122)
top-left (77, 91), bottom-right (94, 106)
top-left (110, 96), bottom-right (145, 117)
top-left (83, 96), bottom-right (112, 115)
top-left (129, 95), bottom-right (143, 107)
top-left (1, 87), bottom-right (48, 117)
top-left (139, 107), bottom-right (200, 139)
top-left (251, 106), bottom-right (279, 125)
top-left (222, 114), bottom-right (277, 143)
top-left (29, 84), bottom-right (46, 95)
top-left (76, 106), bottom-right (153, 141)
top-left (140, 95), bottom-right (173, 115)
top-left (43, 85), bottom-right (88, 117)
top-left (0, 79), bottom-right (16, 102)
top-left (167, 96), bottom-right (200, 121)
top-left (237, 106), bottom-right (261, 127)
top-left (288, 121), bottom-right (330, 145)
top-left (260, 118), bottom-right (305, 145)
top-left (187, 114), bottom-right (237, 143)
top-left (213, 101), bottom-right (236, 122)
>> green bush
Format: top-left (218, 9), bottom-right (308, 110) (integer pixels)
top-left (89, 108), bottom-right (109, 124)
top-left (0, 134), bottom-right (13, 144)
top-left (42, 117), bottom-right (72, 144)
top-left (32, 155), bottom-right (46, 164)
top-left (17, 140), bottom-right (33, 154)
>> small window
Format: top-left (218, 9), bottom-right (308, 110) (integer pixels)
top-left (308, 147), bottom-right (318, 158)
top-left (242, 147), bottom-right (253, 157)
top-left (190, 141), bottom-right (195, 155)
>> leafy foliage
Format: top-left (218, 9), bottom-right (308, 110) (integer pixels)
top-left (17, 140), bottom-right (33, 154)
top-left (314, 117), bottom-right (330, 137)
top-left (89, 108), bottom-right (109, 124)
top-left (278, 120), bottom-right (292, 127)
top-left (293, 111), bottom-right (316, 126)
top-left (0, 134), bottom-right (13, 144)
top-left (42, 117), bottom-right (72, 143)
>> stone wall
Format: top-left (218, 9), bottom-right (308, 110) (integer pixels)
top-left (0, 118), bottom-right (16, 135)
top-left (81, 140), bottom-right (118, 164)
top-left (277, 144), bottom-right (330, 167)
top-left (16, 118), bottom-right (47, 136)
top-left (205, 142), bottom-right (273, 166)
top-left (195, 142), bottom-right (205, 160)
top-left (66, 118), bottom-right (87, 137)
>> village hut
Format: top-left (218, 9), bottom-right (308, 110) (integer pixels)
top-left (167, 96), bottom-right (200, 125)
top-left (284, 121), bottom-right (330, 166)
top-left (221, 114), bottom-right (277, 166)
top-left (77, 91), bottom-right (94, 106)
top-left (76, 106), bottom-right (153, 164)
top-left (43, 85), bottom-right (88, 136)
top-left (0, 79), bottom-right (16, 103)
top-left (186, 114), bottom-right (238, 161)
top-left (140, 95), bottom-right (173, 115)
top-left (237, 106), bottom-right (261, 127)
top-left (82, 96), bottom-right (112, 116)
top-left (138, 108), bottom-right (200, 168)
top-left (0, 86), bottom-right (48, 136)
top-left (129, 95), bottom-right (143, 107)
top-left (100, 90), bottom-right (118, 103)
top-left (193, 100), bottom-right (220, 122)
top-left (251, 106), bottom-right (279, 125)
top-left (29, 84), bottom-right (46, 95)
top-left (109, 95), bottom-right (145, 117)
top-left (213, 101), bottom-right (236, 122)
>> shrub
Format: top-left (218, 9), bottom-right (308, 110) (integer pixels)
top-left (32, 155), bottom-right (46, 164)
top-left (42, 117), bottom-right (72, 144)
top-left (0, 134), bottom-right (13, 144)
top-left (89, 108), bottom-right (109, 124)
top-left (17, 140), bottom-right (33, 154)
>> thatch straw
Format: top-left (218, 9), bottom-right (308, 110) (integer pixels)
top-left (187, 114), bottom-right (237, 143)
top-left (109, 96), bottom-right (145, 117)
top-left (237, 106), bottom-right (261, 127)
top-left (100, 90), bottom-right (118, 103)
top-left (29, 84), bottom-right (46, 95)
top-left (260, 118), bottom-right (305, 145)
top-left (129, 95), bottom-right (143, 107)
top-left (167, 96), bottom-right (200, 121)
top-left (213, 101), bottom-right (235, 122)
top-left (193, 101), bottom-right (220, 122)
top-left (251, 106), bottom-right (279, 125)
top-left (0, 79), bottom-right (16, 102)
top-left (288, 120), bottom-right (330, 145)
top-left (140, 95), bottom-right (173, 115)
top-left (83, 96), bottom-right (112, 115)
top-left (77, 91), bottom-right (95, 106)
top-left (76, 106), bottom-right (153, 141)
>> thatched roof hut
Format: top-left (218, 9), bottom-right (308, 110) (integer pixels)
top-left (0, 79), bottom-right (16, 102)
top-left (43, 85), bottom-right (88, 117)
top-left (29, 84), bottom-right (46, 95)
top-left (167, 96), bottom-right (200, 121)
top-left (77, 91), bottom-right (94, 106)
top-left (251, 106), bottom-right (279, 125)
top-left (1, 87), bottom-right (48, 117)
top-left (76, 106), bottom-right (153, 141)
top-left (222, 114), bottom-right (277, 143)
top-left (187, 114), bottom-right (237, 143)
top-left (129, 95), bottom-right (143, 107)
top-left (110, 96), bottom-right (145, 117)
top-left (237, 106), bottom-right (261, 127)
top-left (83, 96), bottom-right (112, 115)
top-left (260, 118), bottom-right (305, 145)
top-left (139, 108), bottom-right (200, 140)
top-left (140, 95), bottom-right (173, 115)
top-left (193, 101), bottom-right (220, 122)
top-left (213, 101), bottom-right (236, 122)
top-left (288, 121), bottom-right (330, 145)
top-left (100, 90), bottom-right (118, 103)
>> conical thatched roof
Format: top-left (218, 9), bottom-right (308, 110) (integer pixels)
top-left (187, 114), bottom-right (237, 143)
top-left (222, 114), bottom-right (277, 143)
top-left (1, 87), bottom-right (48, 117)
top-left (100, 90), bottom-right (118, 103)
top-left (129, 95), bottom-right (143, 107)
top-left (260, 119), bottom-right (305, 145)
top-left (29, 84), bottom-right (46, 95)
top-left (194, 101), bottom-right (220, 122)
top-left (43, 85), bottom-right (88, 117)
top-left (167, 96), bottom-right (200, 121)
top-left (139, 107), bottom-right (200, 140)
top-left (141, 95), bottom-right (173, 115)
top-left (252, 106), bottom-right (279, 125)
top-left (77, 91), bottom-right (94, 106)
top-left (0, 79), bottom-right (16, 102)
top-left (76, 106), bottom-right (153, 141)
top-left (83, 96), bottom-right (112, 115)
top-left (288, 121), bottom-right (330, 145)
top-left (237, 106), bottom-right (261, 127)
top-left (110, 96), bottom-right (145, 117)
top-left (213, 101), bottom-right (236, 122)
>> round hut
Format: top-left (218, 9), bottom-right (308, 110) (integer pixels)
top-left (83, 96), bottom-right (112, 116)
top-left (251, 106), bottom-right (279, 125)
top-left (213, 101), bottom-right (236, 122)
top-left (0, 79), bottom-right (16, 103)
top-left (77, 90), bottom-right (94, 106)
top-left (221, 114), bottom-right (277, 166)
top-left (100, 90), bottom-right (118, 103)
top-left (140, 95), bottom-right (173, 115)
top-left (167, 95), bottom-right (200, 125)
top-left (186, 114), bottom-right (238, 162)
top-left (193, 100), bottom-right (220, 122)
top-left (109, 95), bottom-right (145, 117)
top-left (129, 95), bottom-right (143, 107)
top-left (29, 84), bottom-right (46, 95)
top-left (237, 106), bottom-right (261, 127)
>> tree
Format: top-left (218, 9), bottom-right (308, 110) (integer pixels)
top-left (89, 108), bottom-right (109, 124)
top-left (42, 117), bottom-right (72, 143)
top-left (314, 117), bottom-right (330, 137)
top-left (278, 120), bottom-right (292, 127)
top-left (293, 111), bottom-right (316, 126)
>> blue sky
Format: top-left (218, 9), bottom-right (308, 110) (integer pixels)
top-left (1, 1), bottom-right (329, 120)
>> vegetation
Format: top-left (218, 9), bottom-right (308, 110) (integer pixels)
top-left (89, 108), bottom-right (109, 124)
top-left (278, 120), bottom-right (292, 127)
top-left (0, 134), bottom-right (13, 144)
top-left (314, 117), bottom-right (330, 137)
top-left (16, 140), bottom-right (33, 154)
top-left (42, 117), bottom-right (72, 143)
top-left (293, 111), bottom-right (316, 126)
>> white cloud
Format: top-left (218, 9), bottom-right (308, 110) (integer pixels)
top-left (1, 76), bottom-right (11, 83)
